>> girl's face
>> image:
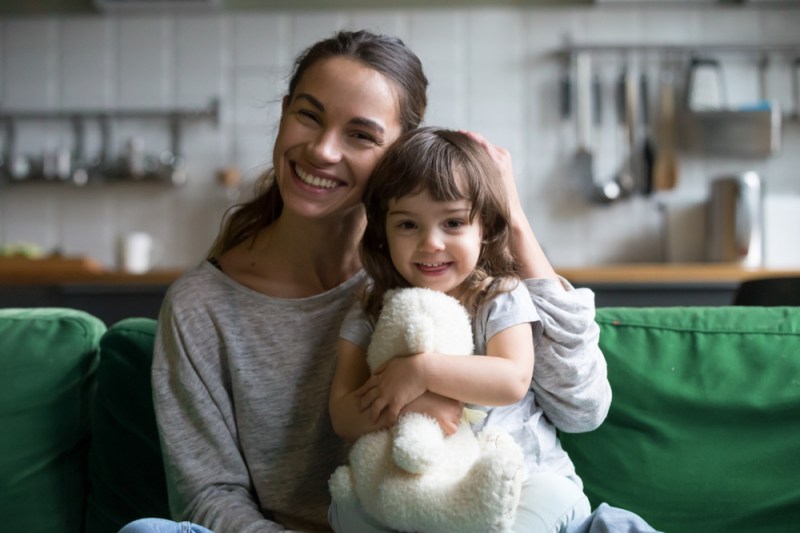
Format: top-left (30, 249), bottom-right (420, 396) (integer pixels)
top-left (273, 57), bottom-right (403, 221)
top-left (385, 189), bottom-right (483, 298)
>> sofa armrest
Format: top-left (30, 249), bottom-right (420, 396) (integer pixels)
top-left (0, 308), bottom-right (106, 532)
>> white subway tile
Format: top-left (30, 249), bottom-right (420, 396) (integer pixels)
top-left (60, 18), bottom-right (114, 108)
top-left (232, 13), bottom-right (290, 69)
top-left (116, 17), bottom-right (172, 108)
top-left (3, 19), bottom-right (58, 110)
top-left (175, 15), bottom-right (225, 107)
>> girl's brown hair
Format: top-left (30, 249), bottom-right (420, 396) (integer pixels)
top-left (208, 30), bottom-right (428, 259)
top-left (360, 127), bottom-right (519, 318)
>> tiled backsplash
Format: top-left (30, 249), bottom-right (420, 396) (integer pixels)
top-left (1, 5), bottom-right (799, 269)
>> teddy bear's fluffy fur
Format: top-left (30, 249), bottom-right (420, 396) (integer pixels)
top-left (329, 287), bottom-right (526, 533)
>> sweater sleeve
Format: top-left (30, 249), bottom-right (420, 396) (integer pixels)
top-left (525, 277), bottom-right (612, 433)
top-left (152, 296), bottom-right (293, 533)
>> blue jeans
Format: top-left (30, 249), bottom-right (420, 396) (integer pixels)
top-left (329, 472), bottom-right (592, 533)
top-left (118, 518), bottom-right (215, 533)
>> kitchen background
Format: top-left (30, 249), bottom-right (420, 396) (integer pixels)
top-left (1, 0), bottom-right (799, 271)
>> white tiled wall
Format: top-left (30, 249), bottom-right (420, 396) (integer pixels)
top-left (1, 5), bottom-right (799, 269)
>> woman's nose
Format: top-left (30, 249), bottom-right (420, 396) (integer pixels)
top-left (308, 129), bottom-right (342, 164)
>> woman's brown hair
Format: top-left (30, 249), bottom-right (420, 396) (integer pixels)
top-left (360, 127), bottom-right (519, 318)
top-left (208, 30), bottom-right (428, 259)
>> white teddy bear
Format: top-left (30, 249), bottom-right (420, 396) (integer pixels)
top-left (329, 287), bottom-right (527, 533)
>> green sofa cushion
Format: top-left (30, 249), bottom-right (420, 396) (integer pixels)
top-left (85, 317), bottom-right (170, 533)
top-left (0, 307), bottom-right (106, 533)
top-left (560, 306), bottom-right (800, 533)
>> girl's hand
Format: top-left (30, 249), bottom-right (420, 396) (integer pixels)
top-left (401, 392), bottom-right (463, 436)
top-left (356, 354), bottom-right (429, 424)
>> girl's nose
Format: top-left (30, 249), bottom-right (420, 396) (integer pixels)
top-left (308, 130), bottom-right (342, 165)
top-left (418, 229), bottom-right (445, 252)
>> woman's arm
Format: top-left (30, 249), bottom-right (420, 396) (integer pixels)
top-left (358, 322), bottom-right (534, 424)
top-left (526, 278), bottom-right (611, 433)
top-left (153, 301), bottom-right (286, 533)
top-left (460, 130), bottom-right (559, 282)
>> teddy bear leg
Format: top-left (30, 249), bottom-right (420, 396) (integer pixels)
top-left (328, 465), bottom-right (357, 506)
top-left (391, 412), bottom-right (446, 474)
top-left (451, 447), bottom-right (527, 533)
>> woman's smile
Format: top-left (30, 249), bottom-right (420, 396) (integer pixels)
top-left (293, 162), bottom-right (342, 190)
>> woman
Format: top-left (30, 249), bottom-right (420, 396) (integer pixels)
top-left (131, 29), bottom-right (612, 533)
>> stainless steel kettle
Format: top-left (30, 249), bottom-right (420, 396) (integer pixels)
top-left (705, 172), bottom-right (763, 267)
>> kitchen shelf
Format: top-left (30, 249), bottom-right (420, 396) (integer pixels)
top-left (0, 99), bottom-right (220, 123)
top-left (1, 98), bottom-right (220, 186)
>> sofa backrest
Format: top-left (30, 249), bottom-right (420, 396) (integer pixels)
top-left (0, 308), bottom-right (106, 533)
top-left (560, 306), bottom-right (800, 533)
top-left (85, 317), bottom-right (170, 532)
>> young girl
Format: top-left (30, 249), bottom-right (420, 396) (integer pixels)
top-left (328, 127), bottom-right (594, 533)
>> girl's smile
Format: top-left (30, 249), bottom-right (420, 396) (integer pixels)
top-left (386, 189), bottom-right (483, 297)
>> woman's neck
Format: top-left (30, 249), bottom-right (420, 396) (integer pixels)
top-left (221, 209), bottom-right (366, 298)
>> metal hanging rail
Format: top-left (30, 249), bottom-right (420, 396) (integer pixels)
top-left (560, 43), bottom-right (800, 58)
top-left (0, 97), bottom-right (220, 125)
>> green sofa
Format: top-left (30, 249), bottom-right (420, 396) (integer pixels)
top-left (1, 306), bottom-right (799, 532)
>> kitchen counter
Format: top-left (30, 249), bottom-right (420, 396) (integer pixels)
top-left (2, 258), bottom-right (799, 286)
top-left (558, 263), bottom-right (800, 284)
top-left (2, 260), bottom-right (799, 322)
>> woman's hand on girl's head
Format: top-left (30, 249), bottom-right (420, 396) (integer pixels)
top-left (458, 130), bottom-right (522, 215)
top-left (356, 353), bottom-right (429, 425)
top-left (459, 129), bottom-right (559, 280)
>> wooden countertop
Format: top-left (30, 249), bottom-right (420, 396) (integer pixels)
top-left (0, 256), bottom-right (184, 285)
top-left (1, 257), bottom-right (799, 286)
top-left (558, 263), bottom-right (800, 285)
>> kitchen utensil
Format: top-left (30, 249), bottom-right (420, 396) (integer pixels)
top-left (705, 172), bottom-right (763, 267)
top-left (608, 68), bottom-right (636, 197)
top-left (792, 57), bottom-right (800, 118)
top-left (640, 72), bottom-right (655, 196)
top-left (572, 53), bottom-right (594, 192)
top-left (687, 56), bottom-right (725, 111)
top-left (572, 54), bottom-right (619, 203)
top-left (652, 70), bottom-right (678, 191)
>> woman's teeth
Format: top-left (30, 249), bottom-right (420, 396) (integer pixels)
top-left (295, 165), bottom-right (337, 189)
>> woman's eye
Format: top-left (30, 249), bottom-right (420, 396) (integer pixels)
top-left (350, 131), bottom-right (378, 144)
top-left (297, 109), bottom-right (320, 123)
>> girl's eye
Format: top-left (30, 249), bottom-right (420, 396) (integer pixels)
top-left (445, 219), bottom-right (465, 229)
top-left (397, 220), bottom-right (417, 230)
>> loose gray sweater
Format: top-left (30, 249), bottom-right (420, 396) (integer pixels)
top-left (152, 261), bottom-right (611, 533)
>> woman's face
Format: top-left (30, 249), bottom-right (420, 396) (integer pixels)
top-left (273, 56), bottom-right (403, 221)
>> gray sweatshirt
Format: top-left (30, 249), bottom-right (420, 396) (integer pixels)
top-left (152, 261), bottom-right (610, 533)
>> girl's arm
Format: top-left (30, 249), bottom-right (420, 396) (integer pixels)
top-left (358, 322), bottom-right (534, 425)
top-left (329, 339), bottom-right (388, 440)
top-left (329, 339), bottom-right (464, 440)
